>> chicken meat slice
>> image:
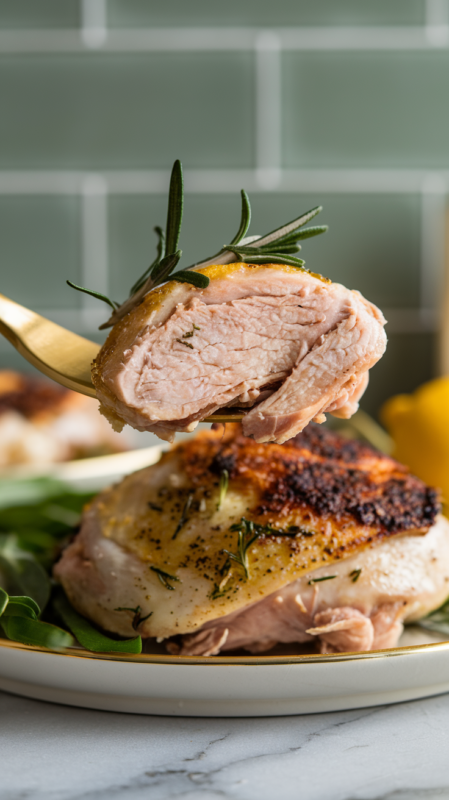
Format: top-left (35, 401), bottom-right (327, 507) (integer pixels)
top-left (54, 423), bottom-right (446, 655)
top-left (92, 263), bottom-right (387, 443)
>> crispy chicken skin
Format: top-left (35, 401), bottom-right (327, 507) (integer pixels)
top-left (92, 263), bottom-right (387, 444)
top-left (54, 424), bottom-right (448, 655)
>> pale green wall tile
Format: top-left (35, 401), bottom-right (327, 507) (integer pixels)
top-left (248, 193), bottom-right (421, 309)
top-left (108, 191), bottom-right (420, 316)
top-left (361, 333), bottom-right (435, 418)
top-left (0, 53), bottom-right (254, 169)
top-left (0, 196), bottom-right (81, 310)
top-left (0, 0), bottom-right (79, 28)
top-left (108, 0), bottom-right (423, 28)
top-left (284, 51), bottom-right (449, 167)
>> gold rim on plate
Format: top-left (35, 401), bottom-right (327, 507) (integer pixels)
top-left (1, 636), bottom-right (449, 666)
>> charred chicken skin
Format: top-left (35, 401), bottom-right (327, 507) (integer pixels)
top-left (92, 263), bottom-right (387, 444)
top-left (54, 424), bottom-right (449, 656)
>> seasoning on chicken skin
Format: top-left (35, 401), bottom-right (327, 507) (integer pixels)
top-left (54, 424), bottom-right (448, 656)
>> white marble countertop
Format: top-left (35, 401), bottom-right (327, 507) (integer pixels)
top-left (2, 690), bottom-right (449, 799)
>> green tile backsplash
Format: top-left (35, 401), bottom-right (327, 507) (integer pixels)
top-left (108, 0), bottom-right (424, 29)
top-left (0, 0), bottom-right (445, 420)
top-left (0, 53), bottom-right (254, 169)
top-left (0, 0), bottom-right (79, 29)
top-left (284, 51), bottom-right (449, 168)
top-left (0, 196), bottom-right (81, 310)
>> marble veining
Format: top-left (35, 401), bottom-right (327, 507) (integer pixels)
top-left (2, 690), bottom-right (449, 800)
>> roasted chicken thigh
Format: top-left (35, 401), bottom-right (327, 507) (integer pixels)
top-left (92, 264), bottom-right (387, 444)
top-left (54, 424), bottom-right (448, 655)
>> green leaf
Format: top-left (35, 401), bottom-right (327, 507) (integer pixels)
top-left (3, 601), bottom-right (37, 620)
top-left (0, 586), bottom-right (7, 615)
top-left (2, 595), bottom-right (40, 619)
top-left (275, 225), bottom-right (328, 244)
top-left (1, 615), bottom-right (73, 649)
top-left (66, 281), bottom-right (119, 310)
top-left (224, 248), bottom-right (306, 268)
top-left (258, 244), bottom-right (302, 255)
top-left (254, 206), bottom-right (323, 249)
top-left (0, 477), bottom-right (70, 511)
top-left (165, 160), bottom-right (184, 256)
top-left (129, 226), bottom-right (166, 296)
top-left (151, 250), bottom-right (182, 286)
top-left (230, 190), bottom-right (251, 245)
top-left (224, 244), bottom-right (302, 258)
top-left (0, 540), bottom-right (51, 611)
top-left (170, 270), bottom-right (210, 289)
top-left (53, 590), bottom-right (142, 654)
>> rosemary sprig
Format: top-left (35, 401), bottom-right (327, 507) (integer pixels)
top-left (66, 281), bottom-right (119, 310)
top-left (129, 226), bottom-right (166, 296)
top-left (74, 160), bottom-right (328, 330)
top-left (308, 575), bottom-right (337, 585)
top-left (223, 519), bottom-right (259, 579)
top-left (170, 270), bottom-right (209, 288)
top-left (150, 565), bottom-right (181, 590)
top-left (349, 568), bottom-right (362, 583)
top-left (217, 469), bottom-right (229, 511)
top-left (172, 493), bottom-right (193, 539)
top-left (229, 189), bottom-right (251, 245)
top-left (165, 159), bottom-right (184, 256)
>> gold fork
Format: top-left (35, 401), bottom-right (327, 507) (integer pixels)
top-left (0, 293), bottom-right (243, 422)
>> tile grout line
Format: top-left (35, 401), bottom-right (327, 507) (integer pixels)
top-left (80, 174), bottom-right (109, 324)
top-left (2, 169), bottom-right (449, 194)
top-left (420, 175), bottom-right (447, 316)
top-left (3, 25), bottom-right (449, 53)
top-left (80, 0), bottom-right (107, 49)
top-left (254, 32), bottom-right (282, 190)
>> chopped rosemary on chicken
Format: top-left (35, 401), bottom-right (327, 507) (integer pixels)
top-left (150, 566), bottom-right (181, 590)
top-left (308, 575), bottom-right (337, 585)
top-left (172, 493), bottom-right (194, 540)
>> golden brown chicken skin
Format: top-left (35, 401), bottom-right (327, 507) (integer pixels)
top-left (54, 423), bottom-right (445, 656)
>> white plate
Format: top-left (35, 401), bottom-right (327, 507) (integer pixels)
top-left (1, 448), bottom-right (449, 717)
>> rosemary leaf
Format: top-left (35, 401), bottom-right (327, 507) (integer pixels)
top-left (308, 575), bottom-right (337, 585)
top-left (165, 160), bottom-right (184, 256)
top-left (217, 469), bottom-right (229, 511)
top-left (151, 250), bottom-right (182, 285)
top-left (170, 270), bottom-right (210, 289)
top-left (66, 281), bottom-right (119, 310)
top-left (349, 568), bottom-right (362, 583)
top-left (172, 493), bottom-right (193, 540)
top-left (150, 565), bottom-right (181, 590)
top-left (176, 338), bottom-right (194, 349)
top-left (254, 206), bottom-right (323, 249)
top-left (258, 244), bottom-right (302, 255)
top-left (226, 249), bottom-right (306, 268)
top-left (276, 225), bottom-right (329, 244)
top-left (129, 226), bottom-right (166, 296)
top-left (223, 244), bottom-right (302, 258)
top-left (230, 189), bottom-right (251, 245)
top-left (115, 605), bottom-right (153, 631)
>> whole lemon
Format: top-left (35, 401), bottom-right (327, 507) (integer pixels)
top-left (381, 376), bottom-right (449, 501)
